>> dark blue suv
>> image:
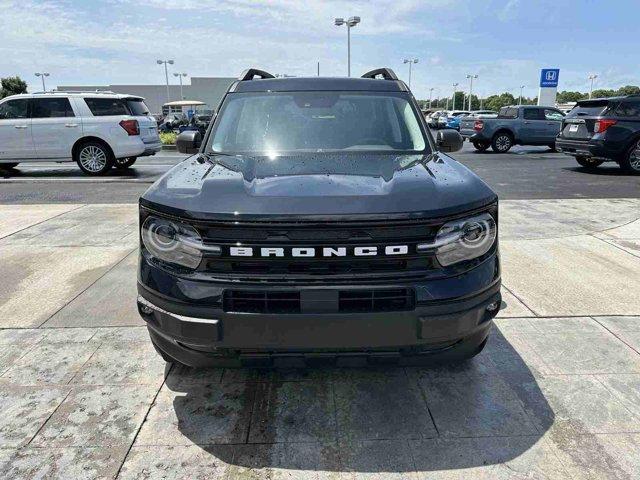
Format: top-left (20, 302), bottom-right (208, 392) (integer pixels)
top-left (556, 95), bottom-right (640, 174)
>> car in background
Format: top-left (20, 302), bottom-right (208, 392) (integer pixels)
top-left (556, 95), bottom-right (640, 174)
top-left (0, 92), bottom-right (161, 174)
top-left (427, 110), bottom-right (446, 128)
top-left (438, 110), bottom-right (471, 130)
top-left (459, 105), bottom-right (564, 152)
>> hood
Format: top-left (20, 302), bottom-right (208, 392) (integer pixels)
top-left (141, 152), bottom-right (497, 221)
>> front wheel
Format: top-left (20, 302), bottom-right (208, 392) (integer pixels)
top-left (491, 133), bottom-right (513, 153)
top-left (619, 139), bottom-right (640, 175)
top-left (75, 141), bottom-right (113, 175)
top-left (576, 156), bottom-right (603, 170)
top-left (472, 141), bottom-right (490, 152)
top-left (114, 157), bottom-right (137, 170)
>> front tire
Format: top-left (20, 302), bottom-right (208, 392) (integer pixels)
top-left (576, 156), bottom-right (603, 170)
top-left (75, 141), bottom-right (113, 175)
top-left (472, 141), bottom-right (490, 152)
top-left (619, 139), bottom-right (640, 175)
top-left (114, 157), bottom-right (137, 170)
top-left (491, 132), bottom-right (513, 153)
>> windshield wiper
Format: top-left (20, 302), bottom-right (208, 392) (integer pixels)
top-left (196, 151), bottom-right (239, 165)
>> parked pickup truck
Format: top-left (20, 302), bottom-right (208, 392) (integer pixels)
top-left (460, 105), bottom-right (565, 152)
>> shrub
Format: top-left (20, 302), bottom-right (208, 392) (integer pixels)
top-left (159, 132), bottom-right (177, 145)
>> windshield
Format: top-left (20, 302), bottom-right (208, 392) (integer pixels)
top-left (208, 91), bottom-right (428, 154)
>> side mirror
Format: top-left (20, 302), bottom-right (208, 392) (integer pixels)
top-left (176, 130), bottom-right (202, 154)
top-left (436, 129), bottom-right (463, 153)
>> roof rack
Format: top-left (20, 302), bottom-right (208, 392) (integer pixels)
top-left (238, 68), bottom-right (275, 81)
top-left (32, 89), bottom-right (116, 95)
top-left (361, 68), bottom-right (399, 81)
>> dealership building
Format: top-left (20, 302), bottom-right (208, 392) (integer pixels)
top-left (58, 76), bottom-right (236, 115)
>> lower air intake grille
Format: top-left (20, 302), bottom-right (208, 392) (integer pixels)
top-left (338, 288), bottom-right (415, 313)
top-left (223, 291), bottom-right (301, 314)
top-left (224, 288), bottom-right (415, 314)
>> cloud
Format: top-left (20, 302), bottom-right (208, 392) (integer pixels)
top-left (497, 0), bottom-right (520, 22)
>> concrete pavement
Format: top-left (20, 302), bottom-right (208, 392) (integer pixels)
top-left (1, 200), bottom-right (640, 478)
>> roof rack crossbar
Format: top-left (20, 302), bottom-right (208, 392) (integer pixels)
top-left (361, 68), bottom-right (399, 81)
top-left (238, 68), bottom-right (276, 81)
top-left (32, 89), bottom-right (116, 95)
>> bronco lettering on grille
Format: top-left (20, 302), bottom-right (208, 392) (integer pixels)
top-left (229, 245), bottom-right (409, 257)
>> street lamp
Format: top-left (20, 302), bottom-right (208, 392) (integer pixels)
top-left (173, 73), bottom-right (187, 100)
top-left (34, 72), bottom-right (50, 92)
top-left (519, 85), bottom-right (525, 105)
top-left (157, 59), bottom-right (174, 103)
top-left (428, 87), bottom-right (434, 108)
top-left (466, 74), bottom-right (478, 110)
top-left (588, 74), bottom-right (598, 99)
top-left (334, 16), bottom-right (360, 77)
top-left (452, 82), bottom-right (459, 111)
top-left (403, 58), bottom-right (418, 88)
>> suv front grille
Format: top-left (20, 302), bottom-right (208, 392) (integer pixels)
top-left (223, 288), bottom-right (415, 314)
top-left (196, 218), bottom-right (445, 282)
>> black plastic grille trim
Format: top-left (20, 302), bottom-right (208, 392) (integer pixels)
top-left (223, 288), bottom-right (415, 314)
top-left (339, 288), bottom-right (415, 313)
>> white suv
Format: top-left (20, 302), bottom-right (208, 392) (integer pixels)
top-left (0, 92), bottom-right (161, 175)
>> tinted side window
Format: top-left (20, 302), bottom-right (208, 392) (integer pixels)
top-left (614, 101), bottom-right (640, 117)
top-left (32, 98), bottom-right (75, 118)
top-left (0, 99), bottom-right (29, 119)
top-left (544, 109), bottom-right (564, 121)
top-left (498, 107), bottom-right (518, 118)
top-left (126, 99), bottom-right (150, 116)
top-left (523, 108), bottom-right (543, 120)
top-left (84, 98), bottom-right (129, 116)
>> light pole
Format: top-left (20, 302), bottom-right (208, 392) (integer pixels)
top-left (157, 59), bottom-right (174, 103)
top-left (428, 87), bottom-right (434, 108)
top-left (518, 85), bottom-right (525, 105)
top-left (452, 82), bottom-right (459, 111)
top-left (466, 74), bottom-right (478, 110)
top-left (588, 74), bottom-right (598, 99)
top-left (334, 16), bottom-right (360, 77)
top-left (34, 72), bottom-right (50, 92)
top-left (173, 73), bottom-right (187, 100)
top-left (403, 58), bottom-right (418, 88)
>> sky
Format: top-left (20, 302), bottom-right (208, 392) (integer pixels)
top-left (2, 0), bottom-right (639, 101)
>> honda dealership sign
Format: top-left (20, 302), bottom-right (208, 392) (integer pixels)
top-left (538, 68), bottom-right (560, 106)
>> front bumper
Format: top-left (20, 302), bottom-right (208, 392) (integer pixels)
top-left (137, 252), bottom-right (501, 367)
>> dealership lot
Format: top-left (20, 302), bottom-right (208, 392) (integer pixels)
top-left (1, 146), bottom-right (640, 478)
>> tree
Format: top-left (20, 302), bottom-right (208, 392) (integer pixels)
top-left (484, 92), bottom-right (516, 112)
top-left (557, 91), bottom-right (588, 103)
top-left (0, 76), bottom-right (28, 98)
top-left (617, 85), bottom-right (640, 96)
top-left (590, 88), bottom-right (617, 99)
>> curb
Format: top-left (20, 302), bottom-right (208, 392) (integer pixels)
top-left (161, 145), bottom-right (177, 151)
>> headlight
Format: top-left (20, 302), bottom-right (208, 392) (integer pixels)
top-left (141, 216), bottom-right (218, 269)
top-left (418, 212), bottom-right (497, 267)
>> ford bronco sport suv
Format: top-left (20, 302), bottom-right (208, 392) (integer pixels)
top-left (137, 68), bottom-right (501, 367)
